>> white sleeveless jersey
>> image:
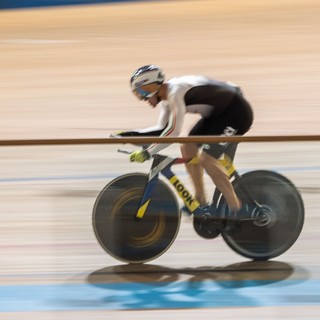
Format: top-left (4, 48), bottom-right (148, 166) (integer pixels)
top-left (136, 75), bottom-right (239, 156)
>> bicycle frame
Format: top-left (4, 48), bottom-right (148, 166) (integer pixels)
top-left (135, 153), bottom-right (237, 220)
top-left (93, 148), bottom-right (304, 262)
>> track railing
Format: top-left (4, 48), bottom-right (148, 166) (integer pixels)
top-left (0, 135), bottom-right (319, 146)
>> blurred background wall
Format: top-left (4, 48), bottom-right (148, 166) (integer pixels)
top-left (0, 0), bottom-right (142, 10)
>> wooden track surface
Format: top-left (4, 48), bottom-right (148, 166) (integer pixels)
top-left (0, 0), bottom-right (320, 318)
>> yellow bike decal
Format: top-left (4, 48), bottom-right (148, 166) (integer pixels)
top-left (187, 157), bottom-right (200, 165)
top-left (136, 199), bottom-right (151, 219)
top-left (219, 154), bottom-right (236, 177)
top-left (169, 176), bottom-right (200, 212)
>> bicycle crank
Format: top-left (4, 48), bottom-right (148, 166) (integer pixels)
top-left (193, 217), bottom-right (224, 239)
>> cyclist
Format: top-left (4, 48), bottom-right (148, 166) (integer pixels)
top-left (112, 65), bottom-right (253, 217)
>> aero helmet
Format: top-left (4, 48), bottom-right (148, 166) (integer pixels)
top-left (130, 65), bottom-right (165, 100)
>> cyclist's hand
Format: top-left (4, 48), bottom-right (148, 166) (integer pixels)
top-left (110, 131), bottom-right (137, 137)
top-left (130, 150), bottom-right (150, 163)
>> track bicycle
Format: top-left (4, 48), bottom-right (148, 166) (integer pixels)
top-left (92, 144), bottom-right (304, 264)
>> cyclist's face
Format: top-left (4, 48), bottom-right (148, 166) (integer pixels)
top-left (147, 95), bottom-right (159, 108)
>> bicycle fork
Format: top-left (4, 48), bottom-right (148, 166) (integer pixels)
top-left (135, 155), bottom-right (202, 220)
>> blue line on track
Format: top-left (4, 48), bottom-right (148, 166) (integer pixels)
top-left (0, 166), bottom-right (319, 184)
top-left (0, 279), bottom-right (319, 311)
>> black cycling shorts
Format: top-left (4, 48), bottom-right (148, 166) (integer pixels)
top-left (189, 91), bottom-right (254, 159)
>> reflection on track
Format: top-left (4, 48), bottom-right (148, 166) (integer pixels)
top-left (2, 261), bottom-right (317, 312)
top-left (89, 261), bottom-right (296, 285)
top-left (86, 261), bottom-right (313, 310)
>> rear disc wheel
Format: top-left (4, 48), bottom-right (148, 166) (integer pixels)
top-left (222, 170), bottom-right (304, 260)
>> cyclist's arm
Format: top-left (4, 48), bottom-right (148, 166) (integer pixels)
top-left (147, 94), bottom-right (185, 156)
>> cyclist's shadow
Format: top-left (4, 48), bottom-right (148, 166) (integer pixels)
top-left (86, 261), bottom-right (308, 309)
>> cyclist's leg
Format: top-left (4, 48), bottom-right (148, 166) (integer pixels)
top-left (198, 94), bottom-right (253, 212)
top-left (199, 128), bottom-right (241, 212)
top-left (200, 150), bottom-right (241, 211)
top-left (185, 118), bottom-right (241, 209)
top-left (182, 115), bottom-right (227, 207)
top-left (180, 142), bottom-right (206, 205)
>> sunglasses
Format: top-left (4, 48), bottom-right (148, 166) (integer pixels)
top-left (133, 87), bottom-right (153, 101)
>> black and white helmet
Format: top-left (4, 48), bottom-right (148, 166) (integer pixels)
top-left (130, 65), bottom-right (165, 100)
